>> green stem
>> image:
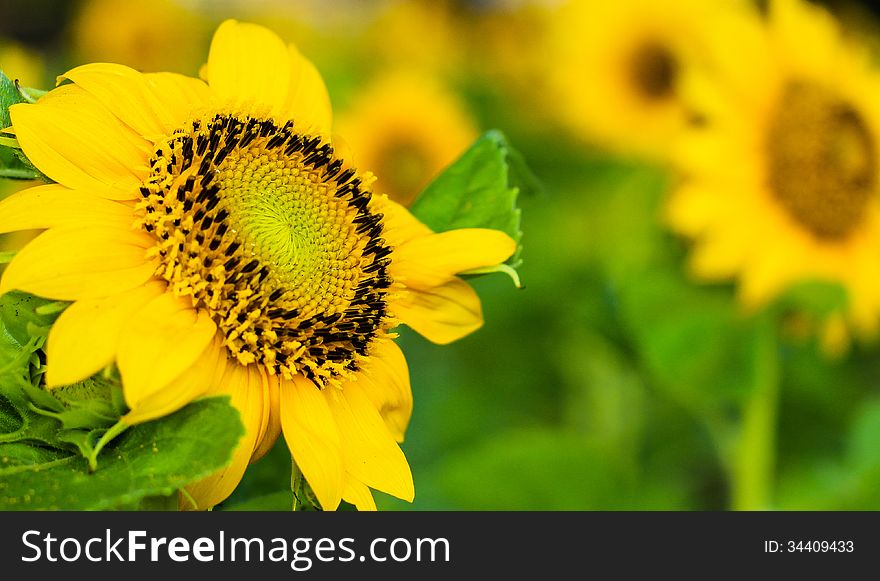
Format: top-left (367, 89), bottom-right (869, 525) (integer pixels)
top-left (290, 457), bottom-right (303, 511)
top-left (87, 419), bottom-right (129, 472)
top-left (731, 319), bottom-right (780, 511)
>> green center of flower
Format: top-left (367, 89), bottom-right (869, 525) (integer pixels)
top-left (767, 81), bottom-right (876, 240)
top-left (629, 40), bottom-right (678, 101)
top-left (138, 114), bottom-right (394, 386)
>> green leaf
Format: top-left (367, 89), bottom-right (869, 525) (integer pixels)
top-left (0, 146), bottom-right (39, 180)
top-left (409, 130), bottom-right (529, 284)
top-left (615, 268), bottom-right (766, 410)
top-left (0, 69), bottom-right (26, 130)
top-left (0, 393), bottom-right (24, 435)
top-left (0, 291), bottom-right (65, 348)
top-left (773, 280), bottom-right (848, 318)
top-left (0, 397), bottom-right (244, 510)
top-left (0, 69), bottom-right (50, 181)
top-left (847, 399), bottom-right (880, 473)
top-left (47, 376), bottom-right (128, 430)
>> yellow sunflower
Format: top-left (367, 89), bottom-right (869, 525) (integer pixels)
top-left (337, 70), bottom-right (478, 206)
top-left (72, 0), bottom-right (208, 74)
top-left (0, 21), bottom-right (515, 510)
top-left (545, 0), bottom-right (755, 158)
top-left (1, 41), bottom-right (45, 88)
top-left (666, 0), bottom-right (880, 352)
top-left (362, 0), bottom-right (465, 75)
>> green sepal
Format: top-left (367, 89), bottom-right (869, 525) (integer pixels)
top-left (0, 69), bottom-right (51, 181)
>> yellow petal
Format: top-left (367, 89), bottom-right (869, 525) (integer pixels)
top-left (184, 362), bottom-right (268, 509)
top-left (279, 375), bottom-right (344, 511)
top-left (45, 282), bottom-right (164, 388)
top-left (145, 72), bottom-right (211, 123)
top-left (360, 340), bottom-right (412, 442)
top-left (373, 195), bottom-right (432, 247)
top-left (342, 478), bottom-right (377, 511)
top-left (10, 84), bottom-right (150, 200)
top-left (281, 46), bottom-right (332, 138)
top-left (325, 380), bottom-right (414, 502)
top-left (393, 277), bottom-right (483, 345)
top-left (206, 20), bottom-right (291, 119)
top-left (117, 293), bottom-right (217, 408)
top-left (243, 367), bottom-right (273, 459)
top-left (62, 63), bottom-right (208, 140)
top-left (123, 335), bottom-right (226, 426)
top-left (391, 228), bottom-right (515, 291)
top-left (0, 226), bottom-right (156, 300)
top-left (252, 373), bottom-right (282, 462)
top-left (0, 183), bottom-right (134, 234)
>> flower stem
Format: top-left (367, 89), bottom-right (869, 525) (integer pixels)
top-left (731, 318), bottom-right (780, 511)
top-left (87, 419), bottom-right (129, 472)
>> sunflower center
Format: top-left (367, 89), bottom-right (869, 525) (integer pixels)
top-left (138, 114), bottom-right (394, 386)
top-left (629, 40), bottom-right (677, 101)
top-left (767, 81), bottom-right (876, 239)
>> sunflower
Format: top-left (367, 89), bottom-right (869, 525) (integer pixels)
top-left (0, 20), bottom-right (515, 510)
top-left (72, 0), bottom-right (207, 74)
top-left (337, 70), bottom-right (478, 206)
top-left (666, 0), bottom-right (880, 352)
top-left (544, 0), bottom-right (754, 158)
top-left (0, 41), bottom-right (45, 88)
top-left (362, 0), bottom-right (465, 76)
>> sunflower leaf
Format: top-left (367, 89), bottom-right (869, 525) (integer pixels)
top-left (409, 130), bottom-right (529, 285)
top-left (771, 280), bottom-right (848, 319)
top-left (0, 69), bottom-right (26, 130)
top-left (0, 291), bottom-right (63, 347)
top-left (0, 396), bottom-right (244, 510)
top-left (55, 379), bottom-right (128, 428)
top-left (0, 70), bottom-right (52, 181)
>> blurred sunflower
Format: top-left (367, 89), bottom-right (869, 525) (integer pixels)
top-left (0, 21), bottom-right (515, 510)
top-left (667, 0), bottom-right (880, 353)
top-left (0, 41), bottom-right (44, 88)
top-left (72, 0), bottom-right (207, 74)
top-left (468, 1), bottom-right (557, 97)
top-left (545, 0), bottom-right (753, 158)
top-left (362, 0), bottom-right (465, 75)
top-left (337, 70), bottom-right (478, 206)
